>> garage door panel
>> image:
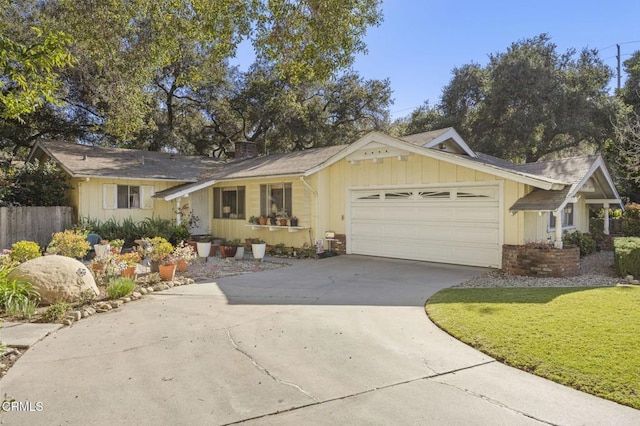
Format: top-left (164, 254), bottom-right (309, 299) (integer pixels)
top-left (350, 185), bottom-right (501, 268)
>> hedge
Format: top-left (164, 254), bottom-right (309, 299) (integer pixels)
top-left (613, 237), bottom-right (640, 277)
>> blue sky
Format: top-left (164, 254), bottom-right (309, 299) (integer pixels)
top-left (352, 1), bottom-right (640, 119)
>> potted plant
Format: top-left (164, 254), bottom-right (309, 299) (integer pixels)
top-left (258, 216), bottom-right (268, 225)
top-left (248, 216), bottom-right (259, 225)
top-left (115, 252), bottom-right (140, 278)
top-left (251, 238), bottom-right (267, 261)
top-left (173, 240), bottom-right (196, 272)
top-left (290, 216), bottom-right (299, 227)
top-left (142, 237), bottom-right (174, 273)
top-left (93, 239), bottom-right (111, 259)
top-left (222, 238), bottom-right (240, 258)
top-left (196, 236), bottom-right (212, 258)
top-left (109, 239), bottom-right (125, 255)
top-left (158, 254), bottom-right (177, 281)
top-left (232, 238), bottom-right (246, 259)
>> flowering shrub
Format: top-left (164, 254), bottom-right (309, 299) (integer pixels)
top-left (47, 230), bottom-right (90, 258)
top-left (139, 237), bottom-right (173, 262)
top-left (173, 241), bottom-right (196, 261)
top-left (9, 240), bottom-right (41, 263)
top-left (115, 252), bottom-right (140, 267)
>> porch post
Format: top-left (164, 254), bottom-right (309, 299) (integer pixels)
top-left (176, 198), bottom-right (181, 226)
top-left (554, 211), bottom-right (563, 248)
top-left (603, 203), bottom-right (610, 235)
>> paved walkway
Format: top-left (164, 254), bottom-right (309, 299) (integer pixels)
top-left (1, 256), bottom-right (638, 425)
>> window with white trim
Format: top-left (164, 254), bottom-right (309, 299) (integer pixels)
top-left (260, 183), bottom-right (292, 217)
top-left (103, 184), bottom-right (154, 209)
top-left (548, 204), bottom-right (574, 229)
top-left (213, 186), bottom-right (245, 219)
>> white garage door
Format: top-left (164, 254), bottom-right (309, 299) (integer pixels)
top-left (349, 185), bottom-right (501, 267)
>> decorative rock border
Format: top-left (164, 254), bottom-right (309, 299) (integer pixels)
top-left (61, 276), bottom-right (196, 326)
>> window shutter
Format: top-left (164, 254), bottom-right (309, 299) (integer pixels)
top-left (140, 185), bottom-right (155, 209)
top-left (103, 184), bottom-right (117, 209)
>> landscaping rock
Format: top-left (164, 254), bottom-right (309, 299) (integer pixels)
top-left (67, 311), bottom-right (82, 321)
top-left (63, 319), bottom-right (72, 326)
top-left (110, 300), bottom-right (122, 309)
top-left (132, 291), bottom-right (142, 299)
top-left (138, 288), bottom-right (148, 295)
top-left (7, 255), bottom-right (99, 305)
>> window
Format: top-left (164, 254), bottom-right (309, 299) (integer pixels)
top-left (118, 185), bottom-right (140, 208)
top-left (103, 184), bottom-right (154, 209)
top-left (549, 204), bottom-right (574, 229)
top-left (260, 183), bottom-right (292, 217)
top-left (213, 186), bottom-right (245, 219)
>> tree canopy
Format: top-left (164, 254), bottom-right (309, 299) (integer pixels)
top-left (0, 0), bottom-right (384, 157)
top-left (394, 34), bottom-right (619, 163)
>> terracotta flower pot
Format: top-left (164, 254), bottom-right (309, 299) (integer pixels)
top-left (258, 217), bottom-right (268, 225)
top-left (279, 219), bottom-right (288, 226)
top-left (121, 266), bottom-right (136, 278)
top-left (177, 259), bottom-right (189, 272)
top-left (159, 263), bottom-right (177, 281)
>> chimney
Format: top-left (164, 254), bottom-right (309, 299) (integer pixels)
top-left (232, 141), bottom-right (257, 159)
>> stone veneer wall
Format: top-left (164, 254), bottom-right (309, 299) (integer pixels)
top-left (502, 245), bottom-right (580, 277)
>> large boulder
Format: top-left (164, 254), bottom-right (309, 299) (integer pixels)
top-left (7, 255), bottom-right (99, 305)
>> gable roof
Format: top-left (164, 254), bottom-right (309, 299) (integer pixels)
top-left (33, 130), bottom-right (622, 212)
top-left (29, 139), bottom-right (225, 182)
top-left (154, 145), bottom-right (346, 200)
top-left (509, 155), bottom-right (622, 211)
top-left (400, 127), bottom-right (477, 157)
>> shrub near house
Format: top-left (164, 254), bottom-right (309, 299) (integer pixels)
top-left (614, 237), bottom-right (640, 277)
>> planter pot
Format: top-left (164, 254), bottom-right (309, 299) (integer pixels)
top-left (150, 260), bottom-right (160, 273)
top-left (91, 263), bottom-right (106, 273)
top-left (269, 217), bottom-right (277, 225)
top-left (121, 266), bottom-right (137, 278)
top-left (290, 219), bottom-right (298, 227)
top-left (196, 242), bottom-right (211, 258)
top-left (234, 246), bottom-right (245, 259)
top-left (252, 243), bottom-right (266, 261)
top-left (279, 219), bottom-right (288, 226)
top-left (210, 244), bottom-right (219, 257)
top-left (258, 217), bottom-right (268, 225)
top-left (177, 259), bottom-right (189, 272)
top-left (159, 263), bottom-right (177, 281)
top-left (94, 244), bottom-right (110, 259)
top-left (222, 245), bottom-right (237, 258)
top-left (187, 240), bottom-right (198, 253)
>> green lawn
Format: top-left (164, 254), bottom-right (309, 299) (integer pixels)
top-left (426, 286), bottom-right (640, 409)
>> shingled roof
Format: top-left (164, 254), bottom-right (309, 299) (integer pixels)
top-left (30, 140), bottom-right (226, 181)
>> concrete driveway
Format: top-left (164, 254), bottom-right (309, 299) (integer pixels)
top-left (1, 256), bottom-right (638, 425)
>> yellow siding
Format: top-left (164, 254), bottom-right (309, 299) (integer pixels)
top-left (205, 177), bottom-right (316, 248)
top-left (73, 177), bottom-right (178, 223)
top-left (524, 194), bottom-right (590, 243)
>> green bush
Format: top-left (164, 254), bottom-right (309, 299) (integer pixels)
top-left (0, 266), bottom-right (40, 318)
top-left (9, 240), bottom-right (42, 263)
top-left (563, 230), bottom-right (597, 257)
top-left (42, 301), bottom-right (72, 323)
top-left (622, 203), bottom-right (640, 237)
top-left (107, 277), bottom-right (136, 299)
top-left (47, 230), bottom-right (91, 258)
top-left (77, 216), bottom-right (189, 247)
top-left (613, 237), bottom-right (640, 277)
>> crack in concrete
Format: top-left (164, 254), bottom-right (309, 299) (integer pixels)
top-left (432, 379), bottom-right (557, 425)
top-left (225, 328), bottom-right (317, 402)
top-left (222, 360), bottom-right (499, 425)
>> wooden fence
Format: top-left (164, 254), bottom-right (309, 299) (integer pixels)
top-left (0, 206), bottom-right (74, 250)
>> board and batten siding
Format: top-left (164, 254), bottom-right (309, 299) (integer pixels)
top-left (317, 153), bottom-right (526, 246)
top-left (523, 194), bottom-right (590, 243)
top-left (71, 177), bottom-right (178, 222)
top-left (205, 177), bottom-right (315, 248)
